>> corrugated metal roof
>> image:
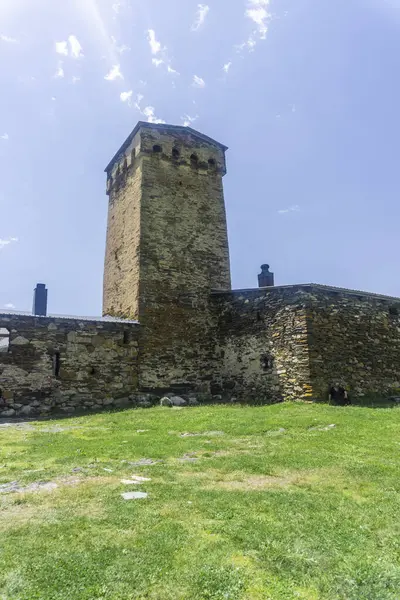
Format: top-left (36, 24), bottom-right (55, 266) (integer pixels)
top-left (0, 309), bottom-right (139, 324)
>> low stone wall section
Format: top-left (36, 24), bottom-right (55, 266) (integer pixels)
top-left (0, 314), bottom-right (140, 417)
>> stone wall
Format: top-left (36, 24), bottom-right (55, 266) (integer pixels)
top-left (0, 314), bottom-right (139, 417)
top-left (306, 287), bottom-right (400, 400)
top-left (103, 122), bottom-right (231, 392)
top-left (211, 287), bottom-right (313, 403)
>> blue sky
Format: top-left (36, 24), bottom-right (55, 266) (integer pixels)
top-left (1, 0), bottom-right (399, 316)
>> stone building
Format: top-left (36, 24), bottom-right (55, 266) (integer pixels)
top-left (1, 121), bottom-right (400, 416)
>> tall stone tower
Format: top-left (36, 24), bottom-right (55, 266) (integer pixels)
top-left (103, 122), bottom-right (231, 390)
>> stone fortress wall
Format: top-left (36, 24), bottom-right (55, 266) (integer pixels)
top-left (1, 121), bottom-right (400, 417)
top-left (0, 313), bottom-right (139, 417)
top-left (211, 285), bottom-right (400, 403)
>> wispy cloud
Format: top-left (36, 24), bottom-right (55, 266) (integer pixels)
top-left (111, 36), bottom-right (130, 54)
top-left (278, 205), bottom-right (300, 215)
top-left (71, 75), bottom-right (81, 84)
top-left (120, 90), bottom-right (133, 104)
top-left (182, 114), bottom-right (199, 127)
top-left (167, 65), bottom-right (179, 75)
top-left (223, 62), bottom-right (232, 73)
top-left (0, 34), bottom-right (18, 43)
top-left (147, 29), bottom-right (162, 55)
top-left (55, 35), bottom-right (84, 59)
top-left (68, 35), bottom-right (83, 59)
top-left (4, 303), bottom-right (15, 309)
top-left (134, 95), bottom-right (165, 124)
top-left (0, 237), bottom-right (18, 250)
top-left (104, 64), bottom-right (123, 81)
top-left (191, 4), bottom-right (210, 31)
top-left (54, 62), bottom-right (65, 79)
top-left (1, 133), bottom-right (9, 141)
top-left (237, 0), bottom-right (271, 52)
top-left (142, 106), bottom-right (166, 124)
top-left (147, 30), bottom-right (179, 75)
top-left (112, 1), bottom-right (122, 13)
top-left (192, 75), bottom-right (206, 88)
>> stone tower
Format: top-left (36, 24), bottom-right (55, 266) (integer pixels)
top-left (103, 122), bottom-right (231, 390)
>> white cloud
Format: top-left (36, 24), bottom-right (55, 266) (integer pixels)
top-left (68, 35), bottom-right (83, 59)
top-left (134, 94), bottom-right (165, 124)
top-left (104, 64), bottom-right (123, 80)
top-left (120, 90), bottom-right (133, 103)
top-left (1, 133), bottom-right (9, 141)
top-left (71, 75), bottom-right (81, 84)
top-left (192, 75), bottom-right (206, 88)
top-left (278, 205), bottom-right (300, 215)
top-left (54, 62), bottom-right (65, 78)
top-left (0, 237), bottom-right (18, 250)
top-left (239, 0), bottom-right (271, 51)
top-left (152, 58), bottom-right (164, 67)
top-left (181, 114), bottom-right (199, 127)
top-left (56, 36), bottom-right (83, 59)
top-left (143, 106), bottom-right (166, 124)
top-left (112, 1), bottom-right (121, 13)
top-left (147, 29), bottom-right (162, 55)
top-left (111, 36), bottom-right (130, 54)
top-left (56, 40), bottom-right (68, 56)
top-left (4, 303), bottom-right (15, 309)
top-left (223, 62), bottom-right (232, 73)
top-left (191, 4), bottom-right (210, 31)
top-left (0, 34), bottom-right (19, 43)
top-left (167, 65), bottom-right (179, 75)
top-left (51, 96), bottom-right (56, 101)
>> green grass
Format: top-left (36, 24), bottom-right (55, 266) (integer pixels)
top-left (1, 403), bottom-right (400, 599)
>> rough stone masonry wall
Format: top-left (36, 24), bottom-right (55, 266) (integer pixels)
top-left (211, 287), bottom-right (313, 403)
top-left (0, 315), bottom-right (139, 417)
top-left (306, 288), bottom-right (400, 400)
top-left (103, 131), bottom-right (142, 320)
top-left (138, 129), bottom-right (231, 391)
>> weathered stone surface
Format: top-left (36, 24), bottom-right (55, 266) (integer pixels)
top-left (0, 315), bottom-right (139, 416)
top-left (121, 491), bottom-right (148, 500)
top-left (1, 409), bottom-right (15, 417)
top-left (161, 396), bottom-right (187, 407)
top-left (103, 124), bottom-right (230, 392)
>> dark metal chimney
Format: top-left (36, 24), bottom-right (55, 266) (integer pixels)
top-left (258, 264), bottom-right (274, 288)
top-left (33, 283), bottom-right (48, 316)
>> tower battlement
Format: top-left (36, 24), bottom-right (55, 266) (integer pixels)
top-left (105, 122), bottom-right (228, 195)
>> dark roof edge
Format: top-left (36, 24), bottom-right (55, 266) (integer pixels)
top-left (104, 121), bottom-right (228, 173)
top-left (210, 283), bottom-right (400, 302)
top-left (0, 309), bottom-right (139, 324)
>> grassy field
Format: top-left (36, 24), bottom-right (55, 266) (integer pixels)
top-left (0, 403), bottom-right (400, 600)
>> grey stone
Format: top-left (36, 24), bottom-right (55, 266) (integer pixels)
top-left (188, 398), bottom-right (199, 406)
top-left (103, 398), bottom-right (115, 406)
top-left (121, 491), bottom-right (148, 500)
top-left (1, 409), bottom-right (16, 417)
top-left (114, 397), bottom-right (131, 408)
top-left (19, 406), bottom-right (34, 416)
top-left (160, 397), bottom-right (172, 407)
top-left (137, 401), bottom-right (152, 408)
top-left (212, 395), bottom-right (223, 403)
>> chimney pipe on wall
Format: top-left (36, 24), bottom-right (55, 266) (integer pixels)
top-left (258, 264), bottom-right (274, 288)
top-left (33, 283), bottom-right (48, 316)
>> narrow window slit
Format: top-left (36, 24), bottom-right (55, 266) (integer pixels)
top-left (53, 351), bottom-right (61, 378)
